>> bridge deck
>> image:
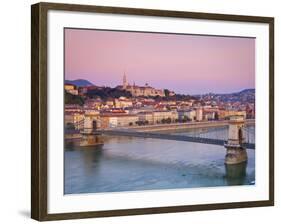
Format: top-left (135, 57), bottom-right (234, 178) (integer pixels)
top-left (97, 130), bottom-right (255, 149)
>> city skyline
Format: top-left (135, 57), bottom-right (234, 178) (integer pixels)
top-left (66, 74), bottom-right (254, 96)
top-left (65, 28), bottom-right (255, 95)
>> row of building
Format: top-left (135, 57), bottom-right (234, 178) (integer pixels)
top-left (65, 105), bottom-right (247, 130)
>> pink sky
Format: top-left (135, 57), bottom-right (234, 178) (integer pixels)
top-left (65, 28), bottom-right (255, 94)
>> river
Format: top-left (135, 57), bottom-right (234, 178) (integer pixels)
top-left (64, 126), bottom-right (255, 194)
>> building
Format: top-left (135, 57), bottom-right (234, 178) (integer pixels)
top-left (204, 111), bottom-right (216, 120)
top-left (160, 101), bottom-right (177, 106)
top-left (218, 110), bottom-right (247, 120)
top-left (78, 86), bottom-right (88, 96)
top-left (100, 113), bottom-right (139, 128)
top-left (105, 99), bottom-right (114, 108)
top-left (116, 73), bottom-right (165, 97)
top-left (245, 104), bottom-right (255, 119)
top-left (178, 109), bottom-right (196, 122)
top-left (84, 99), bottom-right (102, 110)
top-left (65, 104), bottom-right (83, 113)
top-left (65, 111), bottom-right (85, 130)
top-left (152, 111), bottom-right (178, 124)
top-left (114, 97), bottom-right (133, 108)
top-left (195, 108), bottom-right (203, 121)
top-left (100, 115), bottom-right (115, 129)
top-left (138, 112), bottom-right (154, 124)
top-left (65, 84), bottom-right (78, 95)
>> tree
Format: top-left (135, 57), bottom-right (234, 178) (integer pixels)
top-left (65, 91), bottom-right (84, 106)
top-left (214, 112), bottom-right (219, 120)
top-left (182, 115), bottom-right (188, 123)
top-left (164, 89), bottom-right (170, 97)
top-left (65, 122), bottom-right (75, 130)
top-left (86, 87), bottom-right (132, 100)
top-left (135, 121), bottom-right (145, 126)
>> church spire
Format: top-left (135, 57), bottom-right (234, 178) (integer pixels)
top-left (123, 72), bottom-right (128, 89)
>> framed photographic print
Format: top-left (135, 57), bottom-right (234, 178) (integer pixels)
top-left (31, 2), bottom-right (274, 221)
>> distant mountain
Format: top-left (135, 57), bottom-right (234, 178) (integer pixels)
top-left (237, 88), bottom-right (255, 94)
top-left (197, 89), bottom-right (255, 104)
top-left (65, 79), bottom-right (94, 87)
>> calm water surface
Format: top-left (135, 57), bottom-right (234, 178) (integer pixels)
top-left (64, 127), bottom-right (255, 194)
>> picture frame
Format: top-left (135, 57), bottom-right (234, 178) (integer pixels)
top-left (31, 2), bottom-right (274, 221)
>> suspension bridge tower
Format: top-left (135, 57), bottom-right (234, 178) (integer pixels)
top-left (80, 111), bottom-right (104, 146)
top-left (224, 115), bottom-right (248, 164)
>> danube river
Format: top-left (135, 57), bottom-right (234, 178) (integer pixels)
top-left (64, 126), bottom-right (255, 194)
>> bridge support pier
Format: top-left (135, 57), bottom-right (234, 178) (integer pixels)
top-left (225, 146), bottom-right (247, 165)
top-left (225, 162), bottom-right (247, 185)
top-left (224, 116), bottom-right (248, 165)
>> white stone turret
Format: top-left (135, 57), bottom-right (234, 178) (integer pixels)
top-left (224, 115), bottom-right (248, 164)
top-left (80, 111), bottom-right (103, 146)
top-left (226, 115), bottom-right (245, 147)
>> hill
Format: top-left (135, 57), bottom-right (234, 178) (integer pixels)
top-left (86, 87), bottom-right (132, 100)
top-left (238, 88), bottom-right (255, 94)
top-left (199, 89), bottom-right (255, 104)
top-left (65, 79), bottom-right (94, 87)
